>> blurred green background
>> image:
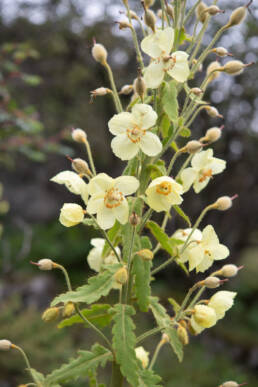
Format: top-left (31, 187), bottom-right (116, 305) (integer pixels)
top-left (0, 0), bottom-right (258, 386)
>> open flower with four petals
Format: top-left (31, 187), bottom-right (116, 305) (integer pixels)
top-left (108, 104), bottom-right (162, 161)
top-left (87, 173), bottom-right (139, 229)
top-left (141, 27), bottom-right (190, 89)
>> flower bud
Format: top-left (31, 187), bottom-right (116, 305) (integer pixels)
top-left (219, 382), bottom-right (247, 387)
top-left (129, 212), bottom-right (140, 227)
top-left (207, 61), bottom-right (222, 82)
top-left (134, 73), bottom-right (147, 100)
top-left (201, 126), bottom-right (222, 143)
top-left (205, 5), bottom-right (224, 16)
top-left (137, 249), bottom-right (154, 261)
top-left (226, 7), bottom-right (247, 28)
top-left (59, 203), bottom-right (85, 227)
top-left (193, 305), bottom-right (217, 328)
top-left (190, 87), bottom-right (203, 97)
top-left (196, 2), bottom-right (208, 23)
top-left (128, 10), bottom-right (139, 21)
top-left (114, 267), bottom-right (128, 285)
top-left (161, 333), bottom-right (170, 343)
top-left (223, 60), bottom-right (252, 76)
top-left (71, 158), bottom-right (91, 176)
top-left (37, 259), bottom-right (54, 271)
top-left (166, 5), bottom-right (174, 19)
top-left (182, 140), bottom-right (203, 154)
top-left (72, 128), bottom-right (87, 143)
top-left (144, 0), bottom-right (155, 8)
top-left (220, 264), bottom-right (242, 278)
top-left (214, 196), bottom-right (234, 211)
top-left (119, 85), bottom-right (133, 95)
top-left (91, 42), bottom-right (108, 65)
top-left (135, 346), bottom-right (149, 368)
top-left (204, 106), bottom-right (223, 118)
top-left (0, 339), bottom-right (12, 351)
top-left (42, 307), bottom-right (60, 322)
top-left (63, 302), bottom-right (75, 317)
top-left (202, 276), bottom-right (223, 289)
top-left (212, 47), bottom-right (232, 57)
top-left (177, 325), bottom-right (189, 345)
top-left (144, 9), bottom-right (156, 32)
top-left (116, 20), bottom-right (132, 30)
top-left (90, 87), bottom-right (112, 100)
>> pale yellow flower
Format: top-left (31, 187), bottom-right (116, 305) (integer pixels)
top-left (141, 27), bottom-right (190, 89)
top-left (208, 291), bottom-right (237, 320)
top-left (145, 176), bottom-right (183, 212)
top-left (135, 346), bottom-right (149, 369)
top-left (190, 305), bottom-right (217, 334)
top-left (59, 203), bottom-right (85, 227)
top-left (51, 171), bottom-right (88, 204)
top-left (108, 104), bottom-right (161, 160)
top-left (87, 238), bottom-right (120, 272)
top-left (180, 149), bottom-right (226, 194)
top-left (87, 173), bottom-right (139, 229)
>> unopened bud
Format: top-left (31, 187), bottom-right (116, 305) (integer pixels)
top-left (183, 140), bottom-right (203, 154)
top-left (134, 73), bottom-right (147, 100)
top-left (196, 2), bottom-right (208, 23)
top-left (0, 339), bottom-right (12, 351)
top-left (219, 382), bottom-right (247, 387)
top-left (137, 249), bottom-right (154, 261)
top-left (177, 325), bottom-right (189, 345)
top-left (190, 88), bottom-right (203, 97)
top-left (220, 264), bottom-right (243, 278)
top-left (90, 87), bottom-right (111, 99)
top-left (226, 6), bottom-right (247, 28)
top-left (114, 267), bottom-right (128, 285)
top-left (119, 84), bottom-right (133, 95)
top-left (212, 47), bottom-right (232, 57)
top-left (63, 302), bottom-right (75, 317)
top-left (201, 126), bottom-right (222, 143)
top-left (205, 5), bottom-right (224, 16)
top-left (128, 10), bottom-right (139, 21)
top-left (223, 60), bottom-right (253, 76)
top-left (116, 20), bottom-right (132, 30)
top-left (91, 42), bottom-right (108, 65)
top-left (201, 276), bottom-right (226, 289)
top-left (36, 259), bottom-right (54, 271)
top-left (144, 9), bottom-right (156, 32)
top-left (71, 158), bottom-right (91, 176)
top-left (207, 61), bottom-right (222, 82)
top-left (161, 333), bottom-right (170, 343)
top-left (214, 196), bottom-right (233, 211)
top-left (129, 212), bottom-right (140, 227)
top-left (204, 106), bottom-right (223, 118)
top-left (144, 0), bottom-right (155, 8)
top-left (42, 307), bottom-right (60, 322)
top-left (72, 128), bottom-right (87, 143)
top-left (166, 5), bottom-right (174, 19)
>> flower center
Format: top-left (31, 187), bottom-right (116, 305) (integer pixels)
top-left (162, 55), bottom-right (176, 71)
top-left (127, 125), bottom-right (145, 143)
top-left (156, 181), bottom-right (172, 196)
top-left (204, 249), bottom-right (212, 256)
top-left (104, 188), bottom-right (123, 209)
top-left (199, 169), bottom-right (213, 183)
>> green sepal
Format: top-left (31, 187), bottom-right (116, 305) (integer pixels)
top-left (168, 297), bottom-right (181, 314)
top-left (58, 304), bottom-right (113, 329)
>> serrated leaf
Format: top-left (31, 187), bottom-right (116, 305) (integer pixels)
top-left (168, 297), bottom-right (180, 313)
top-left (45, 344), bottom-right (112, 384)
top-left (149, 297), bottom-right (183, 362)
top-left (147, 160), bottom-right (167, 180)
top-left (162, 81), bottom-right (178, 122)
top-left (111, 304), bottom-right (139, 385)
top-left (146, 221), bottom-right (177, 257)
top-left (138, 369), bottom-right (162, 386)
top-left (173, 205), bottom-right (191, 227)
top-left (58, 304), bottom-right (113, 329)
top-left (132, 256), bottom-right (152, 312)
top-left (51, 264), bottom-right (122, 306)
top-left (179, 127), bottom-right (191, 138)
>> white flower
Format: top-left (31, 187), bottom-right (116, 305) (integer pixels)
top-left (51, 171), bottom-right (88, 204)
top-left (59, 203), bottom-right (85, 227)
top-left (178, 225), bottom-right (229, 272)
top-left (145, 176), bottom-right (183, 212)
top-left (87, 173), bottom-right (139, 229)
top-left (173, 228), bottom-right (202, 243)
top-left (135, 346), bottom-right (149, 369)
top-left (141, 27), bottom-right (190, 89)
top-left (180, 149), bottom-right (226, 194)
top-left (108, 104), bottom-right (162, 160)
top-left (208, 291), bottom-right (237, 320)
top-left (87, 238), bottom-right (120, 272)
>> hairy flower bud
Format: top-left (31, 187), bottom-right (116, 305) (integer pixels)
top-left (212, 47), bottom-right (232, 57)
top-left (137, 249), bottom-right (154, 261)
top-left (0, 339), bottom-right (12, 351)
top-left (37, 258), bottom-right (54, 271)
top-left (72, 128), bottom-right (87, 143)
top-left (201, 127), bottom-right (222, 143)
top-left (220, 264), bottom-right (241, 278)
top-left (90, 87), bottom-right (112, 101)
top-left (144, 9), bottom-right (156, 32)
top-left (177, 325), bottom-right (189, 345)
top-left (119, 84), bottom-right (133, 95)
top-left (42, 307), bottom-right (60, 322)
top-left (190, 87), bottom-right (203, 97)
top-left (129, 212), bottom-right (140, 226)
top-left (63, 302), bottom-right (75, 317)
top-left (71, 158), bottom-right (91, 176)
top-left (183, 140), bottom-right (203, 154)
top-left (204, 106), bottom-right (223, 118)
top-left (202, 276), bottom-right (222, 289)
top-left (214, 196), bottom-right (234, 211)
top-left (223, 60), bottom-right (251, 76)
top-left (196, 2), bottom-right (208, 23)
top-left (91, 42), bottom-right (108, 65)
top-left (205, 5), bottom-right (224, 16)
top-left (226, 7), bottom-right (247, 28)
top-left (207, 61), bottom-right (222, 82)
top-left (134, 73), bottom-right (147, 100)
top-left (114, 267), bottom-right (128, 285)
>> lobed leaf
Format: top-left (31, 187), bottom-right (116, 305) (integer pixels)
top-left (138, 369), bottom-right (162, 387)
top-left (133, 256), bottom-right (152, 312)
top-left (58, 304), bottom-right (113, 329)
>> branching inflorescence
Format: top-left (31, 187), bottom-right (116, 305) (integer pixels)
top-left (1, 1), bottom-right (253, 386)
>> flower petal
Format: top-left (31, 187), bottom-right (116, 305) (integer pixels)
top-left (108, 112), bottom-right (135, 135)
top-left (87, 193), bottom-right (105, 214)
top-left (88, 173), bottom-right (114, 195)
top-left (91, 238), bottom-right (105, 248)
top-left (97, 204), bottom-right (116, 229)
top-left (167, 51), bottom-right (190, 83)
top-left (180, 167), bottom-right (196, 192)
top-left (193, 177), bottom-right (210, 193)
top-left (111, 134), bottom-right (139, 160)
top-left (144, 61), bottom-right (165, 89)
top-left (112, 199), bottom-right (129, 225)
top-left (146, 190), bottom-right (171, 212)
top-left (141, 28), bottom-right (174, 58)
top-left (209, 158), bottom-right (226, 175)
top-left (192, 149), bottom-right (213, 170)
top-left (141, 33), bottom-right (163, 58)
top-left (132, 104), bottom-right (157, 130)
top-left (114, 176), bottom-right (139, 195)
top-left (140, 132), bottom-right (162, 156)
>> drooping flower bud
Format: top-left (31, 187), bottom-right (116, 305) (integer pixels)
top-left (59, 203), bottom-right (85, 227)
top-left (129, 212), bottom-right (140, 227)
top-left (0, 339), bottom-right (12, 351)
top-left (212, 47), bottom-right (232, 57)
top-left (204, 106), bottom-right (223, 118)
top-left (119, 84), bottom-right (133, 95)
top-left (183, 140), bottom-right (203, 154)
top-left (166, 4), bottom-right (174, 19)
top-left (63, 302), bottom-right (75, 317)
top-left (143, 9), bottom-right (156, 32)
top-left (116, 20), bottom-right (132, 30)
top-left (214, 194), bottom-right (238, 211)
top-left (196, 2), bottom-right (209, 23)
top-left (222, 60), bottom-right (253, 76)
top-left (90, 87), bottom-right (112, 102)
top-left (114, 267), bottom-right (128, 285)
top-left (219, 264), bottom-right (243, 278)
top-left (219, 382), bottom-right (247, 387)
top-left (36, 259), bottom-right (55, 271)
top-left (190, 87), bottom-right (203, 97)
top-left (205, 5), bottom-right (224, 16)
top-left (72, 128), bottom-right (87, 143)
top-left (144, 0), bottom-right (155, 8)
top-left (91, 42), bottom-right (108, 65)
top-left (137, 249), bottom-right (154, 261)
top-left (201, 276), bottom-right (226, 289)
top-left (207, 61), bottom-right (222, 82)
top-left (177, 325), bottom-right (189, 345)
top-left (71, 158), bottom-right (91, 176)
top-left (133, 71), bottom-right (147, 101)
top-left (128, 10), bottom-right (139, 21)
top-left (201, 126), bottom-right (222, 143)
top-left (42, 307), bottom-right (60, 322)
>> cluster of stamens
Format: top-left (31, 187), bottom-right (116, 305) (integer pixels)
top-left (104, 188), bottom-right (123, 208)
top-left (126, 125), bottom-right (145, 143)
top-left (156, 181), bottom-right (172, 195)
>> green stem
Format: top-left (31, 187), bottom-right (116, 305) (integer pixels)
top-left (125, 226), bottom-right (136, 303)
top-left (189, 17), bottom-right (210, 65)
top-left (124, 2), bottom-right (144, 69)
top-left (167, 150), bottom-right (181, 175)
top-left (13, 345), bottom-right (39, 386)
top-left (175, 283), bottom-right (199, 321)
top-left (104, 62), bottom-right (123, 113)
top-left (136, 327), bottom-right (163, 344)
top-left (184, 0), bottom-right (202, 25)
top-left (187, 286), bottom-right (206, 310)
top-left (176, 154), bottom-right (193, 179)
top-left (151, 255), bottom-right (178, 276)
top-left (110, 361), bottom-right (124, 387)
top-left (184, 105), bottom-right (206, 127)
top-left (84, 139), bottom-right (97, 176)
top-left (149, 339), bottom-right (165, 370)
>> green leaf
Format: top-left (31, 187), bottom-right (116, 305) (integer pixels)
top-left (58, 304), bottom-right (113, 329)
top-left (141, 236), bottom-right (152, 250)
top-left (30, 369), bottom-right (45, 384)
top-left (122, 158), bottom-right (138, 176)
top-left (147, 160), bottom-right (167, 180)
top-left (146, 221), bottom-right (177, 257)
top-left (173, 205), bottom-right (192, 227)
top-left (51, 264), bottom-right (122, 306)
top-left (111, 304), bottom-right (139, 385)
top-left (138, 369), bottom-right (162, 386)
top-left (132, 256), bottom-right (152, 312)
top-left (102, 220), bottom-right (121, 257)
top-left (46, 344), bottom-right (112, 384)
top-left (179, 127), bottom-right (191, 138)
top-left (162, 81), bottom-right (178, 122)
top-left (149, 298), bottom-right (183, 362)
top-left (168, 297), bottom-right (180, 314)
top-left (160, 114), bottom-right (171, 138)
